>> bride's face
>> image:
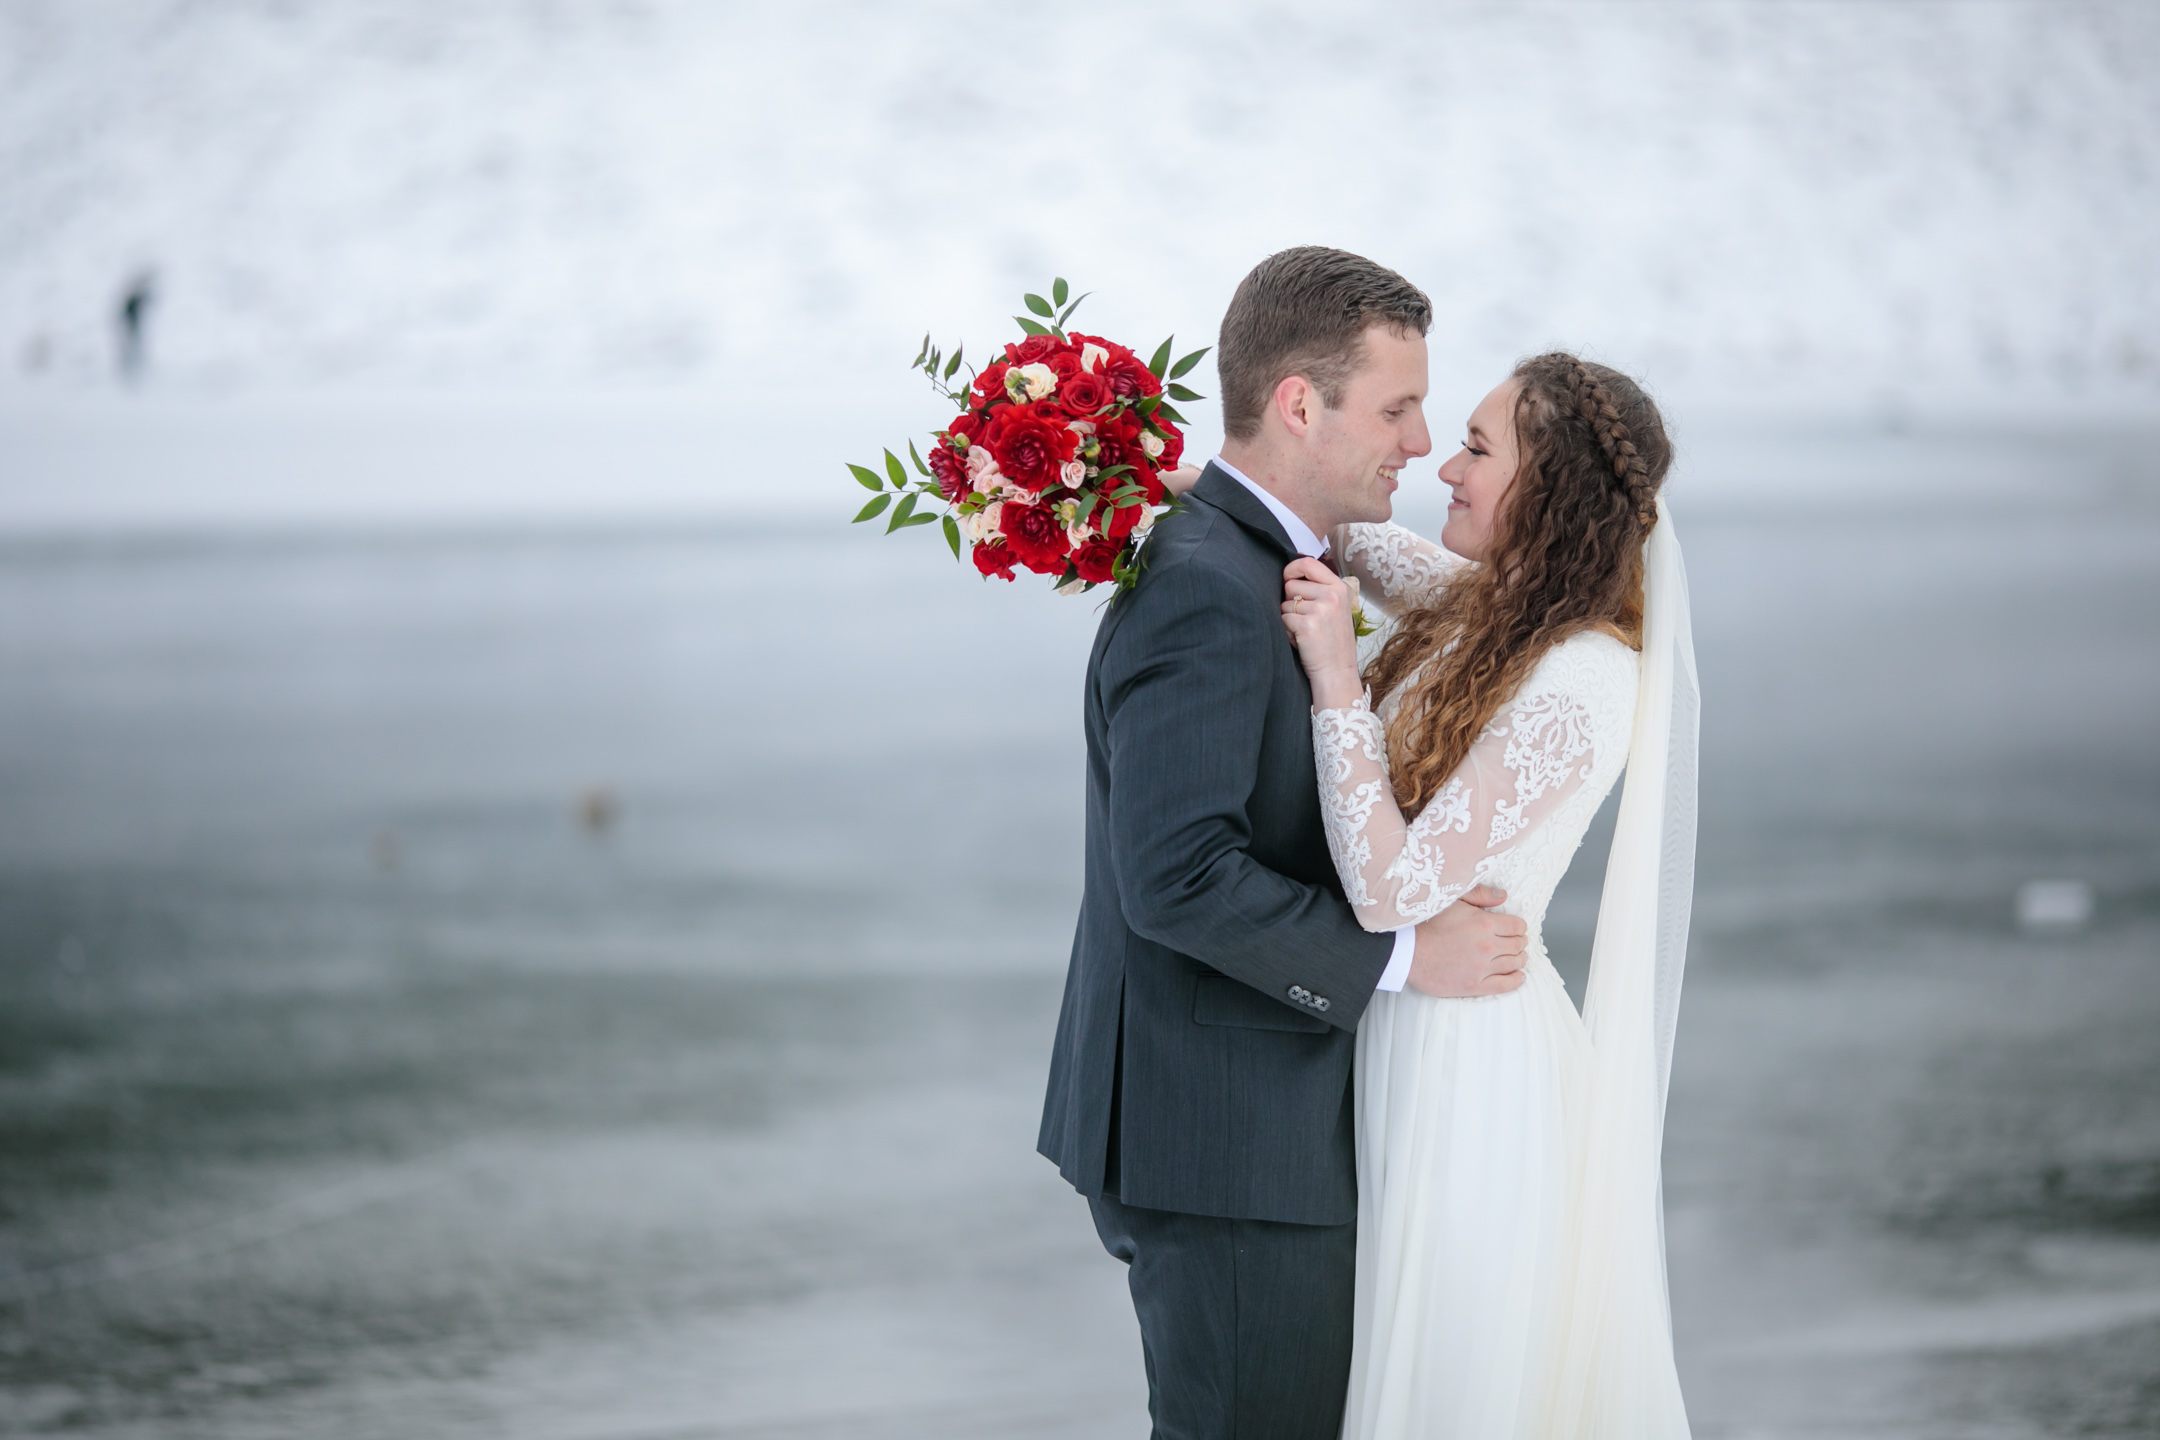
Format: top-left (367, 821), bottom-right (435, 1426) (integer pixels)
top-left (1436, 380), bottom-right (1521, 562)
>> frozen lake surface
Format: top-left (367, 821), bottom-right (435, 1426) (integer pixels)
top-left (2, 425), bottom-right (2158, 1437)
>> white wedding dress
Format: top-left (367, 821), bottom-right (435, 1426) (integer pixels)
top-left (1322, 518), bottom-right (1696, 1440)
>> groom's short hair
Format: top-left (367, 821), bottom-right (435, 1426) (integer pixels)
top-left (1218, 248), bottom-right (1432, 442)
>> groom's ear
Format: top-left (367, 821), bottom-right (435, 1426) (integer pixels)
top-left (1273, 374), bottom-right (1319, 439)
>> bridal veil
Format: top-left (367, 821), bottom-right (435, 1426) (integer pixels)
top-left (1548, 497), bottom-right (1700, 1437)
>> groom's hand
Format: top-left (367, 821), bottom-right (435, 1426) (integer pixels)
top-left (1407, 886), bottom-right (1528, 997)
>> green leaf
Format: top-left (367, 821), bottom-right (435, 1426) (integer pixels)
top-left (912, 333), bottom-right (930, 368)
top-left (897, 511), bottom-right (938, 529)
top-left (1075, 493), bottom-right (1100, 526)
top-left (1155, 402), bottom-right (1188, 425)
top-left (1024, 293), bottom-right (1054, 318)
top-left (908, 440), bottom-right (931, 476)
top-left (1057, 292), bottom-right (1091, 326)
top-left (944, 345), bottom-right (964, 380)
top-left (1052, 277), bottom-right (1069, 306)
top-left (886, 492), bottom-right (919, 534)
top-left (1166, 383), bottom-right (1202, 402)
top-left (848, 463), bottom-right (884, 491)
top-left (852, 494), bottom-right (892, 523)
top-left (884, 450), bottom-right (908, 489)
top-left (1014, 316), bottom-right (1051, 337)
top-left (1147, 337), bottom-right (1173, 379)
top-left (942, 514), bottom-right (962, 559)
top-left (1169, 347), bottom-right (1210, 380)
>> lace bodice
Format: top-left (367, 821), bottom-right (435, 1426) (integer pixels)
top-left (1314, 525), bottom-right (1640, 943)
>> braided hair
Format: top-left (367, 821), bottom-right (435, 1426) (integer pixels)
top-left (1360, 353), bottom-right (1672, 817)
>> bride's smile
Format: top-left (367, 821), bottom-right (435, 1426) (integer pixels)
top-left (1437, 377), bottom-right (1525, 563)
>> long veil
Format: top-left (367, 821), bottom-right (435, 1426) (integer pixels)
top-left (1548, 497), bottom-right (1700, 1437)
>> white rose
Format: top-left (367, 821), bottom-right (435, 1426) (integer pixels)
top-left (1060, 459), bottom-right (1087, 486)
top-left (966, 445), bottom-right (1003, 493)
top-left (1140, 431), bottom-right (1165, 458)
top-left (1134, 507), bottom-right (1158, 533)
top-left (1016, 363), bottom-right (1058, 401)
top-left (1055, 577), bottom-right (1090, 597)
top-left (1081, 343), bottom-right (1109, 374)
top-left (960, 501), bottom-right (1004, 544)
top-left (1067, 419), bottom-right (1096, 438)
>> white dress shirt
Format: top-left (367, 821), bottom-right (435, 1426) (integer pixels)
top-left (1212, 456), bottom-right (1417, 994)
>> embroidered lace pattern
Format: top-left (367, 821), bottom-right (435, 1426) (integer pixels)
top-left (1338, 521), bottom-right (1471, 613)
top-left (1312, 631), bottom-right (1639, 934)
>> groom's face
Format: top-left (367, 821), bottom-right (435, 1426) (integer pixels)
top-left (1306, 326), bottom-right (1432, 525)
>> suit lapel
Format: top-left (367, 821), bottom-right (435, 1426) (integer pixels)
top-left (1190, 463), bottom-right (1300, 565)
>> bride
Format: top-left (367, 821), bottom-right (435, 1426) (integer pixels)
top-left (1277, 353), bottom-right (1698, 1438)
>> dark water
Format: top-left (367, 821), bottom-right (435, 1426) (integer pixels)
top-left (2, 433), bottom-right (2158, 1437)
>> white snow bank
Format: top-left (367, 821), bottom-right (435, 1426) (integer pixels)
top-left (2, 0), bottom-right (2157, 411)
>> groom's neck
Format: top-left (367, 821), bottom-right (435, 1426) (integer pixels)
top-left (1217, 441), bottom-right (1332, 542)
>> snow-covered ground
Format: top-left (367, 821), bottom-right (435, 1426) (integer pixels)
top-left (3, 0), bottom-right (2157, 528)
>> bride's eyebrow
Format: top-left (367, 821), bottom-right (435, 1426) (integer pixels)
top-left (1467, 424), bottom-right (1492, 446)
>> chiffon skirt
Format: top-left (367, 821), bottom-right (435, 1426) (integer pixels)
top-left (1342, 949), bottom-right (1588, 1440)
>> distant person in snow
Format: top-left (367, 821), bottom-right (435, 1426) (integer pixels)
top-left (117, 271), bottom-right (156, 380)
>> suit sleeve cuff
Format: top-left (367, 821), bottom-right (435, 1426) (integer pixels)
top-left (1376, 926), bottom-right (1415, 992)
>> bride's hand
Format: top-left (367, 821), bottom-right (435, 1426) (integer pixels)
top-left (1159, 465), bottom-right (1203, 496)
top-left (1281, 558), bottom-right (1363, 710)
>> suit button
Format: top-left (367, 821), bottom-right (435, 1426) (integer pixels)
top-left (1316, 997), bottom-right (1331, 1011)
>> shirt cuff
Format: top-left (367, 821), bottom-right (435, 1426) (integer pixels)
top-left (1376, 925), bottom-right (1415, 992)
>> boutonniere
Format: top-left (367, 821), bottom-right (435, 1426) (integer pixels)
top-left (1345, 575), bottom-right (1378, 638)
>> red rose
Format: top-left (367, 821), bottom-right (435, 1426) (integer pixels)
top-left (1059, 371), bottom-right (1113, 414)
top-left (1091, 413), bottom-right (1148, 483)
top-left (929, 442), bottom-right (970, 505)
top-left (947, 412), bottom-right (985, 446)
top-left (1102, 349), bottom-right (1162, 402)
top-left (1071, 536), bottom-right (1121, 585)
top-left (1008, 335), bottom-right (1060, 365)
top-left (1150, 418), bottom-right (1185, 470)
top-left (987, 404), bottom-right (1078, 492)
top-left (999, 501), bottom-right (1072, 573)
top-left (971, 362), bottom-right (1011, 403)
top-left (972, 541), bottom-right (1018, 581)
top-left (1104, 493), bottom-right (1147, 540)
top-left (1048, 352), bottom-right (1083, 383)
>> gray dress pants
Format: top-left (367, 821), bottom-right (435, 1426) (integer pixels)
top-left (1088, 1191), bottom-right (1358, 1440)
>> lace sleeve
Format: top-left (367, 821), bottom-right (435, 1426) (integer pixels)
top-left (1312, 655), bottom-right (1621, 930)
top-left (1336, 522), bottom-right (1470, 613)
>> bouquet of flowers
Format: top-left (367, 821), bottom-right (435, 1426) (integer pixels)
top-left (848, 279), bottom-right (1209, 593)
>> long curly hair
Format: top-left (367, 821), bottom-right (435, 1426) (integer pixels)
top-left (1361, 353), bottom-right (1672, 816)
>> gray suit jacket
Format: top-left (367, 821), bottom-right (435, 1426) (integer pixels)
top-left (1037, 463), bottom-right (1396, 1226)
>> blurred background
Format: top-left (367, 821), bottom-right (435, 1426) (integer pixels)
top-left (2, 2), bottom-right (2157, 1436)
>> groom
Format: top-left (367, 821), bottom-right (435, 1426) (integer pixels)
top-left (1038, 247), bottom-right (1530, 1439)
